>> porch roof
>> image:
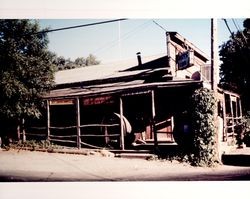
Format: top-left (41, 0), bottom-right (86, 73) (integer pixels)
top-left (44, 78), bottom-right (202, 99)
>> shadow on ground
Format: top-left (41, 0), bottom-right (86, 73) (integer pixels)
top-left (222, 154), bottom-right (250, 166)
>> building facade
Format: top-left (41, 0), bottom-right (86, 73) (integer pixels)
top-left (24, 32), bottom-right (242, 154)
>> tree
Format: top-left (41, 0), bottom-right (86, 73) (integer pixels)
top-left (53, 56), bottom-right (66, 66)
top-left (53, 54), bottom-right (100, 70)
top-left (85, 54), bottom-right (100, 66)
top-left (0, 20), bottom-right (55, 141)
top-left (219, 18), bottom-right (250, 112)
top-left (75, 57), bottom-right (86, 67)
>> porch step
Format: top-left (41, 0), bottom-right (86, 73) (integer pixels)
top-left (115, 152), bottom-right (155, 159)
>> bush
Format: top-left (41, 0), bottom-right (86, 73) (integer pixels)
top-left (243, 114), bottom-right (250, 146)
top-left (10, 139), bottom-right (60, 150)
top-left (189, 88), bottom-right (218, 167)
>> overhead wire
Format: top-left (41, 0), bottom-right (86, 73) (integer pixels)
top-left (24, 19), bottom-right (128, 36)
top-left (152, 20), bottom-right (167, 32)
top-left (232, 19), bottom-right (240, 32)
top-left (223, 19), bottom-right (234, 36)
top-left (26, 19), bottom-right (167, 60)
top-left (232, 18), bottom-right (248, 44)
top-left (91, 20), bottom-right (152, 56)
top-left (223, 19), bottom-right (250, 69)
top-left (92, 19), bottom-right (168, 59)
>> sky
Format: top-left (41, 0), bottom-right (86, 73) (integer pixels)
top-left (0, 0), bottom-right (247, 64)
top-left (39, 18), bottom-right (245, 64)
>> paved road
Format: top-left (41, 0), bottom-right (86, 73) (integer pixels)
top-left (1, 149), bottom-right (250, 181)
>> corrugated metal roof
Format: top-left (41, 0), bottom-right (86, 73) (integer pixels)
top-left (55, 53), bottom-right (166, 85)
top-left (46, 52), bottom-right (204, 99)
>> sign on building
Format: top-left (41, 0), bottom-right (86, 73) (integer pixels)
top-left (177, 50), bottom-right (194, 70)
top-left (83, 96), bottom-right (114, 106)
top-left (50, 99), bottom-right (74, 105)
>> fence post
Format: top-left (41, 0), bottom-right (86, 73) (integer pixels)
top-left (229, 95), bottom-right (235, 136)
top-left (46, 100), bottom-right (51, 141)
top-left (151, 90), bottom-right (159, 153)
top-left (22, 118), bottom-right (26, 142)
top-left (119, 97), bottom-right (125, 150)
top-left (76, 97), bottom-right (81, 149)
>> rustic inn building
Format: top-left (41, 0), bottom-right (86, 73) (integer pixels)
top-left (26, 32), bottom-right (242, 153)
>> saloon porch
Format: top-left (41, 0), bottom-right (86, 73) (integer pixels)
top-left (43, 77), bottom-right (202, 150)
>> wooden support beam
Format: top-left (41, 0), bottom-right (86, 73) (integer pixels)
top-left (46, 100), bottom-right (51, 141)
top-left (119, 97), bottom-right (125, 150)
top-left (151, 90), bottom-right (158, 151)
top-left (104, 126), bottom-right (109, 145)
top-left (76, 97), bottom-right (81, 149)
top-left (222, 98), bottom-right (227, 142)
top-left (17, 120), bottom-right (21, 141)
top-left (21, 118), bottom-right (26, 142)
top-left (239, 98), bottom-right (243, 118)
top-left (229, 95), bottom-right (235, 137)
top-left (151, 90), bottom-right (156, 118)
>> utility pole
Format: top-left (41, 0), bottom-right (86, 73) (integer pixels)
top-left (211, 18), bottom-right (219, 91)
top-left (211, 18), bottom-right (220, 160)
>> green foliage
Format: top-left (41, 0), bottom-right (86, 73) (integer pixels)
top-left (242, 114), bottom-right (250, 146)
top-left (85, 54), bottom-right (100, 66)
top-left (189, 88), bottom-right (218, 167)
top-left (0, 19), bottom-right (55, 121)
top-left (219, 18), bottom-right (250, 112)
top-left (54, 54), bottom-right (100, 71)
top-left (10, 140), bottom-right (62, 151)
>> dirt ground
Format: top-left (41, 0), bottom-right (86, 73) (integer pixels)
top-left (1, 148), bottom-right (250, 181)
top-left (1, 148), bottom-right (250, 199)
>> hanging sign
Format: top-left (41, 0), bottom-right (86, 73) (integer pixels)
top-left (177, 50), bottom-right (194, 70)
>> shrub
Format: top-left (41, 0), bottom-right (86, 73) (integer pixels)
top-left (189, 88), bottom-right (218, 167)
top-left (10, 139), bottom-right (60, 150)
top-left (242, 114), bottom-right (250, 147)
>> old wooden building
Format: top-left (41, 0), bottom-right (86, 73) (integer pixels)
top-left (25, 32), bottom-right (242, 153)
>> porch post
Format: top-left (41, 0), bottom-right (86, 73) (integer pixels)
top-left (46, 100), bottom-right (50, 141)
top-left (17, 119), bottom-right (21, 141)
top-left (21, 118), bottom-right (26, 142)
top-left (222, 98), bottom-right (227, 142)
top-left (229, 95), bottom-right (235, 136)
top-left (119, 97), bottom-right (125, 150)
top-left (239, 98), bottom-right (243, 121)
top-left (151, 90), bottom-right (158, 151)
top-left (76, 97), bottom-right (81, 149)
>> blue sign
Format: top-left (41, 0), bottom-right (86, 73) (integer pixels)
top-left (177, 51), bottom-right (190, 70)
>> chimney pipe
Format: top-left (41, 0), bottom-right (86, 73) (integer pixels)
top-left (136, 52), bottom-right (142, 66)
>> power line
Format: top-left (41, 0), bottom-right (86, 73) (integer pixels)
top-left (25, 19), bottom-right (128, 36)
top-left (230, 19), bottom-right (248, 45)
top-left (232, 19), bottom-right (240, 32)
top-left (223, 19), bottom-right (234, 36)
top-left (91, 20), bottom-right (152, 56)
top-left (223, 18), bottom-right (249, 61)
top-left (152, 20), bottom-right (167, 32)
